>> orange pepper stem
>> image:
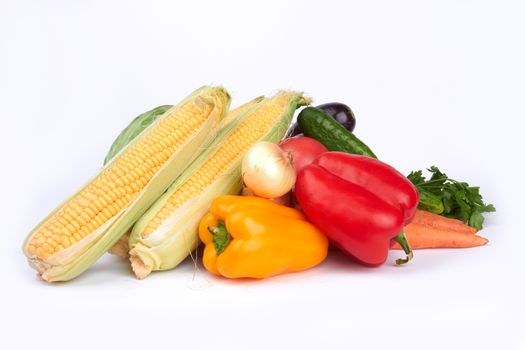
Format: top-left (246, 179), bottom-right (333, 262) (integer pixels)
top-left (393, 231), bottom-right (413, 265)
top-left (208, 221), bottom-right (231, 255)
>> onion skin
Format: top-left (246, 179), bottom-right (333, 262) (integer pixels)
top-left (270, 192), bottom-right (291, 206)
top-left (241, 187), bottom-right (291, 206)
top-left (241, 142), bottom-right (296, 198)
top-left (241, 186), bottom-right (256, 197)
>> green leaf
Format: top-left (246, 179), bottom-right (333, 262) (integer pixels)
top-left (483, 204), bottom-right (496, 212)
top-left (416, 189), bottom-right (444, 214)
top-left (407, 170), bottom-right (425, 186)
top-left (469, 210), bottom-right (484, 230)
top-left (104, 105), bottom-right (173, 165)
top-left (407, 166), bottom-right (495, 229)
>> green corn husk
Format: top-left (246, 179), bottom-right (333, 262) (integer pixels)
top-left (22, 86), bottom-right (230, 282)
top-left (104, 105), bottom-right (173, 165)
top-left (127, 91), bottom-right (310, 279)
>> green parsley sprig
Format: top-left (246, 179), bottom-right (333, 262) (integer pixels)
top-left (407, 166), bottom-right (495, 230)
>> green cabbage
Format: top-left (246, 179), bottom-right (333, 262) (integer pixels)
top-left (104, 105), bottom-right (173, 165)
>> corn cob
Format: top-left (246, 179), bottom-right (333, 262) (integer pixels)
top-left (128, 91), bottom-right (310, 279)
top-left (22, 86), bottom-right (230, 282)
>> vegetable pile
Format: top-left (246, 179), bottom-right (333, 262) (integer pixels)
top-left (22, 86), bottom-right (495, 282)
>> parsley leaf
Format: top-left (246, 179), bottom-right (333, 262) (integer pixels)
top-left (407, 166), bottom-right (495, 230)
top-left (407, 170), bottom-right (425, 186)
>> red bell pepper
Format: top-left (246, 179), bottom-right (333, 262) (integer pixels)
top-left (295, 152), bottom-right (419, 266)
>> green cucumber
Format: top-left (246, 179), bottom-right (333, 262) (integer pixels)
top-left (297, 107), bottom-right (377, 158)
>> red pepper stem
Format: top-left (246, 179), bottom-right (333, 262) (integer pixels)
top-left (393, 231), bottom-right (413, 265)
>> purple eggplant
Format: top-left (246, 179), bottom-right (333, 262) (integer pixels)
top-left (290, 102), bottom-right (356, 136)
top-left (316, 102), bottom-right (356, 132)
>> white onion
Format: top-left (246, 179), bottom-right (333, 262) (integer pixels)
top-left (241, 142), bottom-right (296, 198)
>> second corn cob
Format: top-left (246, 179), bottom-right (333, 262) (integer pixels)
top-left (128, 91), bottom-right (310, 279)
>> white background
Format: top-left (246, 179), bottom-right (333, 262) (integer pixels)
top-left (1, 0), bottom-right (524, 349)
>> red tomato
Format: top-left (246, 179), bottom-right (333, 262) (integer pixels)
top-left (280, 136), bottom-right (328, 173)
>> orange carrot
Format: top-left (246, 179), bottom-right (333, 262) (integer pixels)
top-left (391, 222), bottom-right (488, 249)
top-left (412, 209), bottom-right (478, 234)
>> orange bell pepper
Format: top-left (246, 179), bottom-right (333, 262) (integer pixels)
top-left (198, 195), bottom-right (328, 279)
